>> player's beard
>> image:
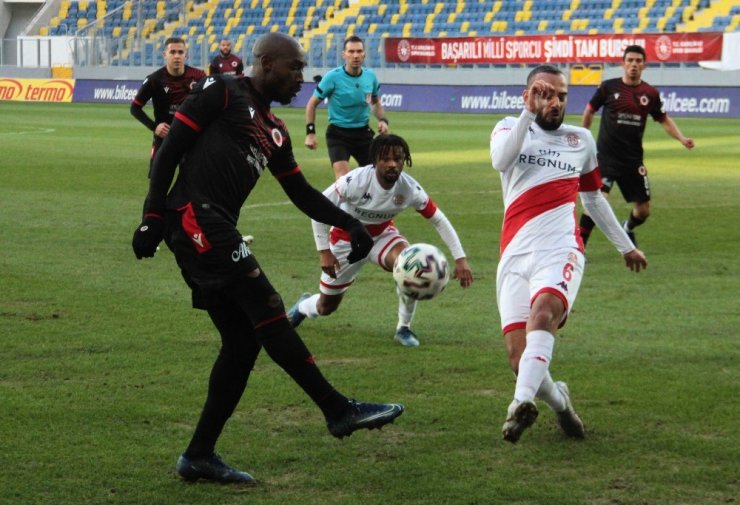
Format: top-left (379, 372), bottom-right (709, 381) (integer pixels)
top-left (535, 109), bottom-right (564, 130)
top-left (381, 170), bottom-right (399, 185)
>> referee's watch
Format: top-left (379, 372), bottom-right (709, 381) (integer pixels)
top-left (306, 123), bottom-right (316, 135)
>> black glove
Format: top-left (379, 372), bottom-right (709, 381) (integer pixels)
top-left (346, 219), bottom-right (373, 264)
top-left (132, 213), bottom-right (165, 259)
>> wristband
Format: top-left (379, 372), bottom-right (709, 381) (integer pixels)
top-left (379, 118), bottom-right (389, 126)
top-left (306, 123), bottom-right (316, 135)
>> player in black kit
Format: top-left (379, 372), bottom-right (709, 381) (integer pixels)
top-left (209, 38), bottom-right (244, 76)
top-left (130, 37), bottom-right (206, 174)
top-left (131, 32), bottom-right (404, 485)
top-left (578, 45), bottom-right (694, 247)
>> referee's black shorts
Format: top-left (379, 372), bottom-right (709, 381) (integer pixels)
top-left (326, 124), bottom-right (375, 166)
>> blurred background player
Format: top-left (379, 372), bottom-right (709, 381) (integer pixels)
top-left (130, 37), bottom-right (206, 176)
top-left (209, 38), bottom-right (244, 77)
top-left (490, 65), bottom-right (647, 443)
top-left (579, 44), bottom-right (695, 247)
top-left (288, 134), bottom-right (473, 347)
top-left (304, 35), bottom-right (389, 179)
top-left (131, 32), bottom-right (403, 484)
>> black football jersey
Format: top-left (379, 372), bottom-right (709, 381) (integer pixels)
top-left (588, 78), bottom-right (666, 164)
top-left (166, 76), bottom-right (299, 223)
top-left (132, 65), bottom-right (207, 126)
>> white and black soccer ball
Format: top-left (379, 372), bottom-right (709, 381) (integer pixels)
top-left (393, 243), bottom-right (450, 301)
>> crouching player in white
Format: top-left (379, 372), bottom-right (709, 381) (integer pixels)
top-left (289, 134), bottom-right (474, 347)
top-left (490, 65), bottom-right (648, 443)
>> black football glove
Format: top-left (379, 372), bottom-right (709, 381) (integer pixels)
top-left (132, 213), bottom-right (165, 259)
top-left (346, 219), bottom-right (373, 264)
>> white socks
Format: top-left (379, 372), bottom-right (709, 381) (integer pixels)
top-left (397, 289), bottom-right (417, 329)
top-left (536, 371), bottom-right (566, 412)
top-left (298, 293), bottom-right (321, 319)
top-left (514, 330), bottom-right (555, 403)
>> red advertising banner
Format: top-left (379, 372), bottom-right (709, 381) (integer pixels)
top-left (385, 33), bottom-right (723, 65)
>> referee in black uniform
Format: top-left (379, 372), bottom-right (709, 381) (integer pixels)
top-left (132, 32), bottom-right (404, 484)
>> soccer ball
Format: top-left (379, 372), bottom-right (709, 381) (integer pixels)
top-left (393, 243), bottom-right (450, 301)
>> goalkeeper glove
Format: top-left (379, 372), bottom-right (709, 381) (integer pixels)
top-left (346, 219), bottom-right (373, 264)
top-left (132, 213), bottom-right (164, 259)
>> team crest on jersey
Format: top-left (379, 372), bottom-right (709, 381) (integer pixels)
top-left (639, 95), bottom-right (649, 107)
top-left (164, 86), bottom-right (169, 93)
top-left (393, 194), bottom-right (405, 206)
top-left (565, 133), bottom-right (580, 147)
top-left (271, 128), bottom-right (284, 147)
top-left (613, 92), bottom-right (620, 100)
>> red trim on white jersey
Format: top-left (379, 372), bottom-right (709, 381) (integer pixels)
top-left (330, 220), bottom-right (393, 243)
top-left (417, 199), bottom-right (437, 219)
top-left (579, 167), bottom-right (602, 192)
top-left (500, 178), bottom-right (579, 255)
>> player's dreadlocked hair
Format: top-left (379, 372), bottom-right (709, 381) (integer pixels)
top-left (369, 134), bottom-right (413, 168)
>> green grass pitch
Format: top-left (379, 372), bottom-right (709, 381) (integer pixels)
top-left (0, 101), bottom-right (738, 504)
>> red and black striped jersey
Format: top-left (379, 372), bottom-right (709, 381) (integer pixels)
top-left (587, 78), bottom-right (666, 164)
top-left (165, 76), bottom-right (298, 222)
top-left (209, 54), bottom-right (244, 77)
top-left (131, 65), bottom-right (207, 129)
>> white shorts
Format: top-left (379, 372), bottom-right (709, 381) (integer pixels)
top-left (496, 247), bottom-right (585, 334)
top-left (319, 226), bottom-right (407, 295)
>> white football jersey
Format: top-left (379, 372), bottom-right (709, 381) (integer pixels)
top-left (313, 165), bottom-right (437, 250)
top-left (490, 111), bottom-right (601, 257)
top-left (327, 164), bottom-right (435, 223)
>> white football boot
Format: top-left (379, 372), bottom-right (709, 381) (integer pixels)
top-left (554, 381), bottom-right (585, 439)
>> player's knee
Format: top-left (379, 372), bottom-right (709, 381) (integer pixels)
top-left (528, 309), bottom-right (561, 334)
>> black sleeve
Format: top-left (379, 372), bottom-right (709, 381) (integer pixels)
top-left (130, 102), bottom-right (156, 131)
top-left (588, 82), bottom-right (606, 112)
top-left (142, 77), bottom-right (227, 214)
top-left (130, 79), bottom-right (156, 131)
top-left (277, 171), bottom-right (355, 230)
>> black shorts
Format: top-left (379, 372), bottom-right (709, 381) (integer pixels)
top-left (326, 124), bottom-right (375, 166)
top-left (598, 155), bottom-right (651, 203)
top-left (164, 201), bottom-right (259, 309)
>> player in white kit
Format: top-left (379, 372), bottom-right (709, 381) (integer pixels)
top-left (490, 65), bottom-right (647, 443)
top-left (288, 134), bottom-right (474, 347)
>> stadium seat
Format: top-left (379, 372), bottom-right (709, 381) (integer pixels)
top-left (40, 0), bottom-right (738, 69)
